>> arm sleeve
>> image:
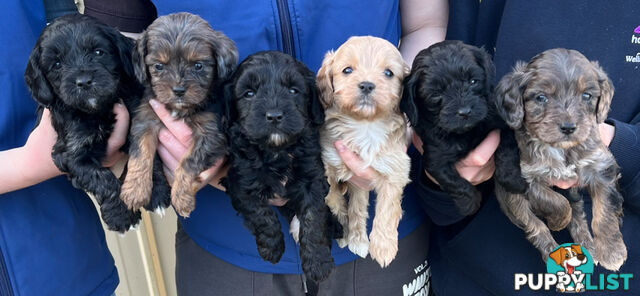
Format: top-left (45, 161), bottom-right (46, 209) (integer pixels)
top-left (607, 118), bottom-right (640, 209)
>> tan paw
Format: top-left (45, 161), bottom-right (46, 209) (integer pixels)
top-left (369, 230), bottom-right (398, 268)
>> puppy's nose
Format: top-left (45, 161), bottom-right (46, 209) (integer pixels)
top-left (457, 106), bottom-right (472, 117)
top-left (75, 75), bottom-right (93, 88)
top-left (172, 86), bottom-right (186, 97)
top-left (266, 111), bottom-right (284, 123)
top-left (560, 122), bottom-right (577, 134)
top-left (358, 81), bottom-right (376, 94)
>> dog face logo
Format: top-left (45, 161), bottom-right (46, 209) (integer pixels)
top-left (547, 243), bottom-right (594, 293)
top-left (549, 244), bottom-right (588, 275)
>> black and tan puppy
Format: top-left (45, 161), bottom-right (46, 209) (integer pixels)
top-left (401, 40), bottom-right (527, 216)
top-left (223, 51), bottom-right (333, 282)
top-left (24, 14), bottom-right (142, 232)
top-left (120, 13), bottom-right (237, 217)
top-left (494, 48), bottom-right (626, 270)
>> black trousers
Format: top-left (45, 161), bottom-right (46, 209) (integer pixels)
top-left (176, 220), bottom-right (433, 296)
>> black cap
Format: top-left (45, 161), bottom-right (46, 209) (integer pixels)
top-left (83, 0), bottom-right (157, 33)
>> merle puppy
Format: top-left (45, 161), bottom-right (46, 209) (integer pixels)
top-left (24, 14), bottom-right (142, 232)
top-left (223, 51), bottom-right (334, 282)
top-left (401, 40), bottom-right (527, 216)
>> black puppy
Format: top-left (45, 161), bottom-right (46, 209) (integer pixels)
top-left (223, 51), bottom-right (334, 282)
top-left (24, 14), bottom-right (142, 232)
top-left (401, 40), bottom-right (527, 216)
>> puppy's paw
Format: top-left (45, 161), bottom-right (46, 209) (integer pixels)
top-left (369, 229), bottom-right (398, 268)
top-left (257, 232), bottom-right (285, 264)
top-left (453, 189), bottom-right (482, 216)
top-left (546, 210), bottom-right (572, 231)
top-left (336, 238), bottom-right (349, 248)
top-left (302, 254), bottom-right (334, 282)
top-left (120, 179), bottom-right (152, 210)
top-left (347, 232), bottom-right (370, 258)
top-left (289, 216), bottom-right (300, 243)
top-left (101, 198), bottom-right (142, 233)
top-left (171, 185), bottom-right (197, 218)
top-left (594, 236), bottom-right (627, 271)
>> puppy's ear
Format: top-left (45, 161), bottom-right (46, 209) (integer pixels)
top-left (472, 46), bottom-right (496, 91)
top-left (24, 44), bottom-right (54, 107)
top-left (306, 73), bottom-right (325, 126)
top-left (591, 61), bottom-right (614, 123)
top-left (132, 32), bottom-right (149, 83)
top-left (206, 29), bottom-right (239, 81)
top-left (495, 61), bottom-right (528, 129)
top-left (400, 71), bottom-right (420, 126)
top-left (101, 25), bottom-right (137, 81)
top-left (316, 50), bottom-right (335, 108)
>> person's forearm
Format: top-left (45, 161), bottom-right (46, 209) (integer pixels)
top-left (0, 146), bottom-right (60, 194)
top-left (399, 0), bottom-right (448, 65)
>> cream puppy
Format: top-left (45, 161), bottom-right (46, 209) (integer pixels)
top-left (317, 36), bottom-right (411, 267)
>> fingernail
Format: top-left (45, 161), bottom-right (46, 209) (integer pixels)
top-left (149, 99), bottom-right (159, 109)
top-left (158, 129), bottom-right (170, 142)
top-left (335, 141), bottom-right (346, 152)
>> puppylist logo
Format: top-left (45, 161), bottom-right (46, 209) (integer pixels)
top-left (514, 243), bottom-right (634, 293)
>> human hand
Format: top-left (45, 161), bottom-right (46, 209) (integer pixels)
top-left (550, 122), bottom-right (615, 189)
top-left (334, 140), bottom-right (380, 191)
top-left (149, 99), bottom-right (229, 192)
top-left (414, 129), bottom-right (499, 186)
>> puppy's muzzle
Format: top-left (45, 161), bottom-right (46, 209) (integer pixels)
top-left (358, 81), bottom-right (376, 95)
top-left (560, 122), bottom-right (577, 135)
top-left (266, 110), bottom-right (284, 124)
top-left (457, 106), bottom-right (472, 118)
top-left (75, 74), bottom-right (93, 89)
top-left (172, 86), bottom-right (186, 97)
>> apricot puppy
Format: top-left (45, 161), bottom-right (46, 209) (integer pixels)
top-left (317, 36), bottom-right (411, 267)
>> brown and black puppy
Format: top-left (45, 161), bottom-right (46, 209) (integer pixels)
top-left (494, 48), bottom-right (626, 271)
top-left (121, 12), bottom-right (237, 217)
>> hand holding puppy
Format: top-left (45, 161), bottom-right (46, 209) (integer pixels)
top-left (150, 99), bottom-right (228, 192)
top-left (413, 130), bottom-right (499, 187)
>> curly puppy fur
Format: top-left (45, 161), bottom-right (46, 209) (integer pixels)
top-left (494, 48), bottom-right (625, 271)
top-left (400, 40), bottom-right (527, 216)
top-left (317, 36), bottom-right (411, 267)
top-left (121, 13), bottom-right (237, 217)
top-left (25, 14), bottom-right (142, 233)
top-left (222, 51), bottom-right (333, 282)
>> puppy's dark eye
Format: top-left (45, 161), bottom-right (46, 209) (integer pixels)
top-left (470, 79), bottom-right (478, 85)
top-left (94, 49), bottom-right (104, 56)
top-left (582, 92), bottom-right (592, 100)
top-left (243, 90), bottom-right (255, 98)
top-left (154, 63), bottom-right (164, 71)
top-left (536, 95), bottom-right (548, 103)
top-left (53, 61), bottom-right (62, 70)
top-left (288, 88), bottom-right (298, 94)
top-left (384, 69), bottom-right (394, 77)
top-left (194, 62), bottom-right (203, 71)
top-left (343, 67), bottom-right (353, 74)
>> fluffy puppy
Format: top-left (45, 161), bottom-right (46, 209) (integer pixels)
top-left (223, 51), bottom-right (333, 282)
top-left (317, 36), bottom-right (411, 267)
top-left (121, 13), bottom-right (237, 217)
top-left (494, 48), bottom-right (626, 270)
top-left (25, 14), bottom-right (142, 232)
top-left (24, 14), bottom-right (142, 233)
top-left (400, 40), bottom-right (527, 216)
